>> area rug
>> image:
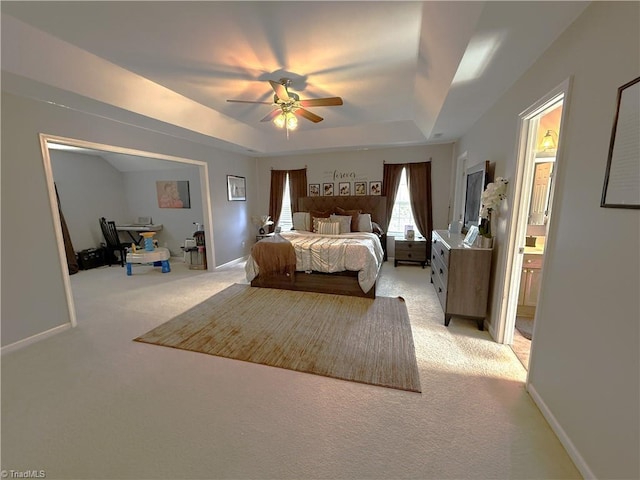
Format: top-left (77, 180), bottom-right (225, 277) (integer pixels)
top-left (134, 283), bottom-right (421, 392)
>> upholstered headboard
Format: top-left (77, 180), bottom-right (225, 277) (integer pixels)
top-left (298, 196), bottom-right (387, 231)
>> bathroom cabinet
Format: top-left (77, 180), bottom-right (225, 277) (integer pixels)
top-left (517, 254), bottom-right (543, 317)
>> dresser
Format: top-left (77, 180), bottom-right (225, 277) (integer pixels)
top-left (430, 230), bottom-right (492, 330)
top-left (394, 238), bottom-right (428, 268)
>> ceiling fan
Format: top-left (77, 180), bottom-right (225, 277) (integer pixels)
top-left (226, 78), bottom-right (343, 130)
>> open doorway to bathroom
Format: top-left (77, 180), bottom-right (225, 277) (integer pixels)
top-left (498, 79), bottom-right (570, 370)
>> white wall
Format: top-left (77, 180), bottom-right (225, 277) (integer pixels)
top-left (1, 91), bottom-right (256, 347)
top-left (257, 143), bottom-right (454, 229)
top-left (454, 2), bottom-right (639, 478)
top-left (51, 151), bottom-right (130, 251)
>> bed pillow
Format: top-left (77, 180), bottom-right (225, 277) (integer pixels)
top-left (292, 212), bottom-right (311, 231)
top-left (309, 209), bottom-right (330, 220)
top-left (357, 213), bottom-right (373, 233)
top-left (335, 207), bottom-right (361, 231)
top-left (329, 214), bottom-right (352, 233)
top-left (317, 220), bottom-right (341, 235)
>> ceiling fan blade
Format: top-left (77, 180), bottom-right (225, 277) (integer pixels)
top-left (269, 80), bottom-right (290, 102)
top-left (260, 109), bottom-right (283, 123)
top-left (295, 108), bottom-right (323, 123)
top-left (227, 99), bottom-right (273, 105)
top-left (298, 97), bottom-right (343, 107)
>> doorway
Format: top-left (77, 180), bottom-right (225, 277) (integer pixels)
top-left (39, 134), bottom-right (216, 328)
top-left (497, 79), bottom-right (571, 370)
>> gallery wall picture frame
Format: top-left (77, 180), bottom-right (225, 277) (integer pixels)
top-left (601, 76), bottom-right (640, 209)
top-left (323, 183), bottom-right (334, 196)
top-left (370, 181), bottom-right (382, 195)
top-left (309, 184), bottom-right (320, 196)
top-left (227, 175), bottom-right (246, 201)
top-left (355, 182), bottom-right (367, 195)
top-left (156, 180), bottom-right (191, 208)
top-left (463, 225), bottom-right (479, 247)
top-left (339, 182), bottom-right (351, 196)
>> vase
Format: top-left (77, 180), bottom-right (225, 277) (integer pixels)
top-left (480, 236), bottom-right (493, 248)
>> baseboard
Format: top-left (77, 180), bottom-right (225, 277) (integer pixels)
top-left (1, 323), bottom-right (72, 355)
top-left (527, 383), bottom-right (595, 479)
top-left (216, 255), bottom-right (248, 270)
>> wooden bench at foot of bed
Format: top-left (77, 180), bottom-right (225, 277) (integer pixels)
top-left (250, 270), bottom-right (376, 299)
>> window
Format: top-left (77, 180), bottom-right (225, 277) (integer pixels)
top-left (278, 173), bottom-right (293, 231)
top-left (388, 167), bottom-right (418, 236)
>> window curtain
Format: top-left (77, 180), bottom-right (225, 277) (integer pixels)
top-left (408, 161), bottom-right (433, 259)
top-left (287, 168), bottom-right (307, 214)
top-left (268, 170), bottom-right (287, 233)
top-left (382, 163), bottom-right (404, 230)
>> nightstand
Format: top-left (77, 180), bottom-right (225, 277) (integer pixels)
top-left (394, 237), bottom-right (428, 268)
top-left (256, 233), bottom-right (275, 241)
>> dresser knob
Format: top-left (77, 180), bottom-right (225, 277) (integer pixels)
top-left (440, 249), bottom-right (444, 256)
top-left (440, 268), bottom-right (443, 275)
top-left (438, 287), bottom-right (442, 293)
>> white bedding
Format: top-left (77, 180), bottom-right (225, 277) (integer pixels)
top-left (245, 231), bottom-right (384, 292)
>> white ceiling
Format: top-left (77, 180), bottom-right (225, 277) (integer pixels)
top-left (2, 1), bottom-right (589, 158)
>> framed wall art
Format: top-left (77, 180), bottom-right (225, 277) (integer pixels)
top-left (309, 184), bottom-right (320, 196)
top-left (227, 175), bottom-right (246, 201)
top-left (339, 182), bottom-right (351, 196)
top-left (323, 183), bottom-right (334, 196)
top-left (601, 76), bottom-right (640, 209)
top-left (355, 182), bottom-right (367, 195)
top-left (370, 181), bottom-right (381, 195)
top-left (156, 180), bottom-right (190, 208)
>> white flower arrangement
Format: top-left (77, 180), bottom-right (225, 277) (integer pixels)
top-left (480, 177), bottom-right (509, 219)
top-left (251, 215), bottom-right (274, 229)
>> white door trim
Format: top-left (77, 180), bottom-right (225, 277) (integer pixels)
top-left (495, 77), bottom-right (572, 347)
top-left (38, 133), bottom-right (216, 330)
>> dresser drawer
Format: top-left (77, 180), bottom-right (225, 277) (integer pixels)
top-left (430, 267), bottom-right (447, 310)
top-left (431, 252), bottom-right (448, 288)
top-left (396, 241), bottom-right (427, 260)
top-left (431, 238), bottom-right (450, 266)
top-left (523, 254), bottom-right (543, 269)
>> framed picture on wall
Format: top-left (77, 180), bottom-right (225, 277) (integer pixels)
top-left (156, 180), bottom-right (191, 208)
top-left (309, 184), bottom-right (320, 196)
top-left (323, 183), bottom-right (334, 196)
top-left (370, 181), bottom-right (382, 195)
top-left (227, 175), bottom-right (246, 201)
top-left (355, 182), bottom-right (367, 195)
top-left (339, 182), bottom-right (350, 196)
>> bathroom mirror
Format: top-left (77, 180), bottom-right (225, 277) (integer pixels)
top-left (601, 76), bottom-right (639, 209)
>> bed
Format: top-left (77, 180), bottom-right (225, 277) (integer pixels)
top-left (245, 195), bottom-right (387, 298)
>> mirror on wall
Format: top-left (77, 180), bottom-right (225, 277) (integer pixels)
top-left (528, 159), bottom-right (555, 225)
top-left (463, 160), bottom-right (489, 231)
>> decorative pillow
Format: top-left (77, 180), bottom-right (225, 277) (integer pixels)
top-left (292, 212), bottom-right (311, 231)
top-left (317, 220), bottom-right (340, 235)
top-left (309, 209), bottom-right (330, 220)
top-left (329, 214), bottom-right (351, 233)
top-left (313, 217), bottom-right (331, 233)
top-left (357, 213), bottom-right (373, 233)
top-left (335, 207), bottom-right (361, 231)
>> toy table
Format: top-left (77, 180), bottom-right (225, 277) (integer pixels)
top-left (125, 247), bottom-right (171, 276)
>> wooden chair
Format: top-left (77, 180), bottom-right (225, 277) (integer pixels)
top-left (99, 217), bottom-right (129, 267)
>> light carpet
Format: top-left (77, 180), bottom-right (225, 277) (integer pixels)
top-left (134, 283), bottom-right (421, 392)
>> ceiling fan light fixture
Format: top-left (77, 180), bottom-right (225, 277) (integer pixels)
top-left (273, 111), bottom-right (298, 131)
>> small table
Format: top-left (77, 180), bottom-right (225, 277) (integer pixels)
top-left (394, 237), bottom-right (428, 268)
top-left (125, 247), bottom-right (171, 275)
top-left (115, 224), bottom-right (163, 245)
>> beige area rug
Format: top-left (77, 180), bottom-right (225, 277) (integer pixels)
top-left (134, 284), bottom-right (421, 392)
